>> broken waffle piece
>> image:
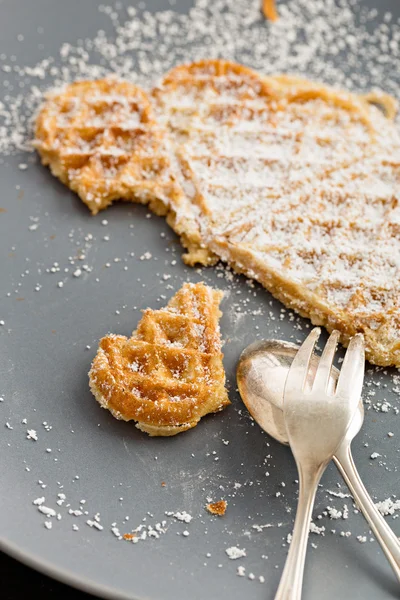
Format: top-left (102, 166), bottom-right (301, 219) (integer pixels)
top-left (206, 500), bottom-right (227, 516)
top-left (33, 78), bottom-right (181, 215)
top-left (89, 282), bottom-right (230, 436)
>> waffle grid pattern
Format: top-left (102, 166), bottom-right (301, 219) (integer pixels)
top-left (34, 79), bottom-right (181, 214)
top-left (89, 283), bottom-right (230, 436)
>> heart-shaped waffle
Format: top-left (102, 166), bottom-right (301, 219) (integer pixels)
top-left (154, 60), bottom-right (400, 367)
top-left (89, 283), bottom-right (230, 436)
top-left (35, 61), bottom-right (400, 367)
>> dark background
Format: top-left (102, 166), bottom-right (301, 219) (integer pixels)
top-left (2, 553), bottom-right (92, 600)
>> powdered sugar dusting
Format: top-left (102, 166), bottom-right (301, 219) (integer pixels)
top-left (226, 546), bottom-right (247, 559)
top-left (1, 0), bottom-right (400, 156)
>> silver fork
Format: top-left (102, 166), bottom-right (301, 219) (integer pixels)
top-left (275, 327), bottom-right (365, 600)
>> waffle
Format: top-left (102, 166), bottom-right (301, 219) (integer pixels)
top-left (34, 78), bottom-right (184, 216)
top-left (34, 63), bottom-right (400, 367)
top-left (89, 283), bottom-right (230, 436)
top-left (154, 60), bottom-right (400, 367)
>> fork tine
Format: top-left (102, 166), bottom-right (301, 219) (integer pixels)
top-left (313, 330), bottom-right (340, 392)
top-left (336, 333), bottom-right (365, 404)
top-left (284, 327), bottom-right (321, 395)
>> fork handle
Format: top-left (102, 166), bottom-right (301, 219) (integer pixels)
top-left (334, 443), bottom-right (400, 584)
top-left (274, 463), bottom-right (326, 600)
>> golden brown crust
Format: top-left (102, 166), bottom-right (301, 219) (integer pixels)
top-left (209, 239), bottom-right (400, 367)
top-left (89, 283), bottom-right (230, 436)
top-left (361, 90), bottom-right (399, 120)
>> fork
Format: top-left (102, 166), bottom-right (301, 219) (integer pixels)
top-left (275, 327), bottom-right (365, 600)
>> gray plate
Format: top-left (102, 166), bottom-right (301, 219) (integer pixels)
top-left (0, 1), bottom-right (399, 599)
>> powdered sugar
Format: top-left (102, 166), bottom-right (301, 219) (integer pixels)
top-left (226, 546), bottom-right (247, 559)
top-left (166, 510), bottom-right (193, 523)
top-left (1, 0), bottom-right (400, 157)
top-left (26, 429), bottom-right (38, 441)
top-left (375, 497), bottom-right (400, 516)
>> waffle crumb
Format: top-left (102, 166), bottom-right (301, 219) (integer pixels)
top-left (206, 500), bottom-right (227, 516)
top-left (262, 0), bottom-right (278, 21)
